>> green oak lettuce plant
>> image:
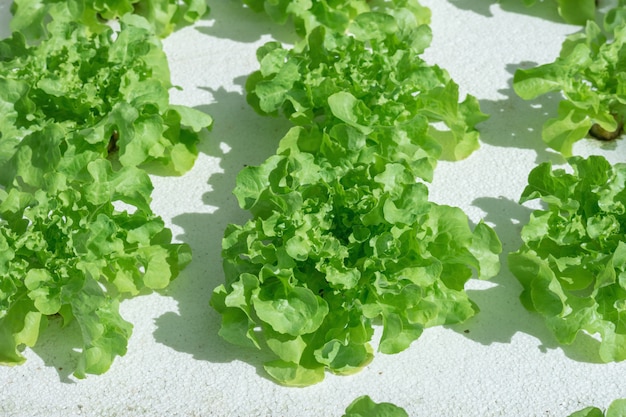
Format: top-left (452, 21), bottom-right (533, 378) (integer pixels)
top-left (509, 155), bottom-right (626, 362)
top-left (0, 12), bottom-right (212, 178)
top-left (0, 126), bottom-right (192, 377)
top-left (212, 2), bottom-right (499, 387)
top-left (513, 8), bottom-right (626, 156)
top-left (212, 124), bottom-right (501, 386)
top-left (246, 10), bottom-right (487, 161)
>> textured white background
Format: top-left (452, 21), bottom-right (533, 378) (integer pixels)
top-left (1, 1), bottom-right (626, 416)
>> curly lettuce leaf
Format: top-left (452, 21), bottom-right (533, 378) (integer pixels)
top-left (10, 0), bottom-right (208, 39)
top-left (509, 156), bottom-right (626, 362)
top-left (513, 16), bottom-right (626, 155)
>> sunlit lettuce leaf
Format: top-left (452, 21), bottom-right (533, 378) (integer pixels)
top-left (509, 156), bottom-right (626, 362)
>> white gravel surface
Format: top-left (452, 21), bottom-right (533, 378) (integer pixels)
top-left (1, 1), bottom-right (625, 416)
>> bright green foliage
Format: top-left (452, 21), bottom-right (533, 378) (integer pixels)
top-left (0, 10), bottom-right (209, 377)
top-left (0, 125), bottom-right (192, 377)
top-left (247, 11), bottom-right (488, 161)
top-left (521, 0), bottom-right (596, 25)
top-left (241, 0), bottom-right (430, 37)
top-left (509, 156), bottom-right (626, 362)
top-left (568, 399), bottom-right (626, 417)
top-left (513, 14), bottom-right (626, 156)
top-left (343, 395), bottom-right (408, 417)
top-left (0, 14), bottom-right (212, 177)
top-left (212, 123), bottom-right (501, 386)
top-left (10, 0), bottom-right (208, 39)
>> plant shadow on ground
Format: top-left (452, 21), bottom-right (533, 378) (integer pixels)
top-left (152, 79), bottom-right (293, 376)
top-left (28, 317), bottom-right (84, 383)
top-left (477, 62), bottom-right (566, 165)
top-left (445, 0), bottom-right (565, 23)
top-left (443, 63), bottom-right (604, 363)
top-left (195, 0), bottom-right (297, 44)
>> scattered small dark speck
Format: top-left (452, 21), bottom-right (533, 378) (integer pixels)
top-left (463, 329), bottom-right (470, 334)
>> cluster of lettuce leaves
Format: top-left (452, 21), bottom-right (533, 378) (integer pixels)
top-left (509, 156), bottom-right (626, 362)
top-left (568, 399), bottom-right (626, 417)
top-left (0, 5), bottom-right (210, 377)
top-left (212, 0), bottom-right (501, 386)
top-left (513, 2), bottom-right (626, 156)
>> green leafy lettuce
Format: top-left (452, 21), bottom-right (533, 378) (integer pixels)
top-left (343, 395), bottom-right (408, 417)
top-left (509, 156), bottom-right (626, 362)
top-left (513, 12), bottom-right (626, 156)
top-left (0, 125), bottom-right (192, 377)
top-left (212, 122), bottom-right (501, 386)
top-left (0, 13), bottom-right (212, 177)
top-left (10, 0), bottom-right (208, 39)
top-left (568, 399), bottom-right (626, 417)
top-left (247, 10), bottom-right (488, 161)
